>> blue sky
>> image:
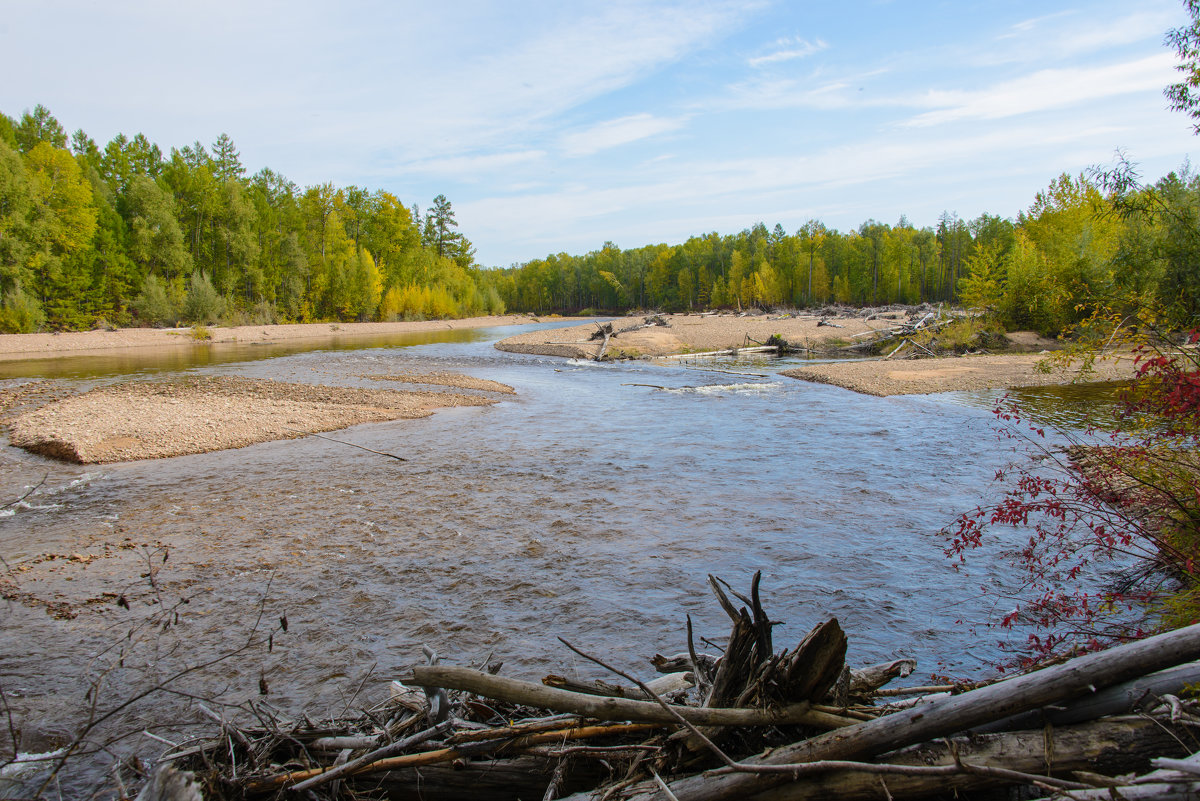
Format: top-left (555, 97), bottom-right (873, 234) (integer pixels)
top-left (2, 1), bottom-right (1196, 266)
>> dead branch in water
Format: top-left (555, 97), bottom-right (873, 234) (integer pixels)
top-left (286, 427), bottom-right (407, 460)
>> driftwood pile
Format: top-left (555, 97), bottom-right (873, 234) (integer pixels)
top-left (585, 316), bottom-right (671, 360)
top-left (143, 573), bottom-right (1200, 801)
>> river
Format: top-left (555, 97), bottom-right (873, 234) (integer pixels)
top-left (0, 321), bottom-right (1108, 792)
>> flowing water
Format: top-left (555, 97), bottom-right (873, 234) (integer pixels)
top-left (0, 322), bottom-right (1113, 791)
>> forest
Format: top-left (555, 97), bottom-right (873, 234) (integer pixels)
top-left (2, 103), bottom-right (1199, 336)
top-left (494, 167), bottom-right (1200, 337)
top-left (0, 105), bottom-right (506, 333)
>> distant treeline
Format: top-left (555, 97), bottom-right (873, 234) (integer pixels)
top-left (3, 105), bottom-right (1197, 336)
top-left (0, 105), bottom-right (505, 332)
top-left (495, 170), bottom-right (1200, 336)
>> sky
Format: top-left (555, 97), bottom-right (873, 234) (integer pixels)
top-left (2, 0), bottom-right (1197, 267)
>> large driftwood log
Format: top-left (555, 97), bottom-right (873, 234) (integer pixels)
top-left (747, 717), bottom-right (1182, 801)
top-left (556, 718), bottom-right (1180, 801)
top-left (975, 658), bottom-right (1200, 732)
top-left (404, 665), bottom-right (854, 728)
top-left (1028, 782), bottom-right (1200, 800)
top-left (613, 621), bottom-right (1200, 801)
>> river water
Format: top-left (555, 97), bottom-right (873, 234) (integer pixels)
top-left (0, 322), bottom-right (1109, 790)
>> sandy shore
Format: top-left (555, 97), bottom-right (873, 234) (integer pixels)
top-left (495, 310), bottom-right (1141, 396)
top-left (0, 315), bottom-right (554, 360)
top-left (782, 353), bottom-right (1137, 396)
top-left (0, 310), bottom-right (1134, 462)
top-left (495, 311), bottom-right (905, 359)
top-left (7, 375), bottom-right (511, 463)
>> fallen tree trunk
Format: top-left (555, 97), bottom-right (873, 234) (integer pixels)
top-left (746, 717), bottom-right (1182, 801)
top-left (660, 346), bottom-right (779, 359)
top-left (612, 621), bottom-right (1200, 800)
top-left (975, 658), bottom-right (1200, 732)
top-left (404, 665), bottom-right (856, 728)
top-left (555, 717), bottom-right (1179, 801)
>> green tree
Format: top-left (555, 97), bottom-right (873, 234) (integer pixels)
top-left (0, 139), bottom-right (31, 295)
top-left (958, 240), bottom-right (1006, 310)
top-left (183, 270), bottom-right (225, 323)
top-left (14, 105), bottom-right (67, 153)
top-left (125, 175), bottom-right (190, 284)
top-left (1166, 0), bottom-right (1200, 133)
top-left (211, 133), bottom-right (244, 183)
top-left (424, 194), bottom-right (461, 259)
top-left (23, 141), bottom-right (98, 325)
top-left (132, 273), bottom-right (178, 326)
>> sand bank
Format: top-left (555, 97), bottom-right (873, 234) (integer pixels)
top-left (7, 375), bottom-right (511, 463)
top-left (355, 370), bottom-right (516, 395)
top-left (0, 315), bottom-right (556, 361)
top-left (782, 353), bottom-right (1137, 396)
top-left (495, 311), bottom-right (903, 359)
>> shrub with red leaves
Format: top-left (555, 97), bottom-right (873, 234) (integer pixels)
top-left (945, 333), bottom-right (1200, 668)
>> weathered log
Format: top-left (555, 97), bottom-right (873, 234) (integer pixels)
top-left (613, 621), bottom-right (1200, 800)
top-left (248, 722), bottom-right (660, 792)
top-left (778, 619), bottom-right (847, 703)
top-left (404, 665), bottom-right (848, 728)
top-left (873, 684), bottom-right (954, 697)
top-left (751, 717), bottom-right (1184, 801)
top-left (559, 717), bottom-right (1180, 801)
top-left (652, 652), bottom-right (719, 676)
top-left (368, 755), bottom-right (609, 801)
top-left (848, 658), bottom-right (916, 695)
top-left (974, 658), bottom-right (1200, 732)
top-left (1028, 781), bottom-right (1200, 800)
top-left (659, 346), bottom-right (780, 359)
top-left (542, 671), bottom-right (693, 700)
top-left (593, 323), bottom-right (612, 360)
top-left (290, 722), bottom-right (451, 792)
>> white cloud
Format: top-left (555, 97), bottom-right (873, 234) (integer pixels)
top-left (748, 37), bottom-right (828, 68)
top-left (399, 150), bottom-right (547, 178)
top-left (902, 54), bottom-right (1177, 128)
top-left (715, 75), bottom-right (868, 111)
top-left (979, 9), bottom-right (1179, 66)
top-left (1004, 10), bottom-right (1075, 35)
top-left (560, 114), bottom-right (688, 156)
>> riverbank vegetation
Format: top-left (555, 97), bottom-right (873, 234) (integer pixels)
top-left (496, 167), bottom-right (1200, 339)
top-left (0, 108), bottom-right (506, 333)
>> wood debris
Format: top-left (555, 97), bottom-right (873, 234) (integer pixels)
top-left (142, 572), bottom-right (1200, 800)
